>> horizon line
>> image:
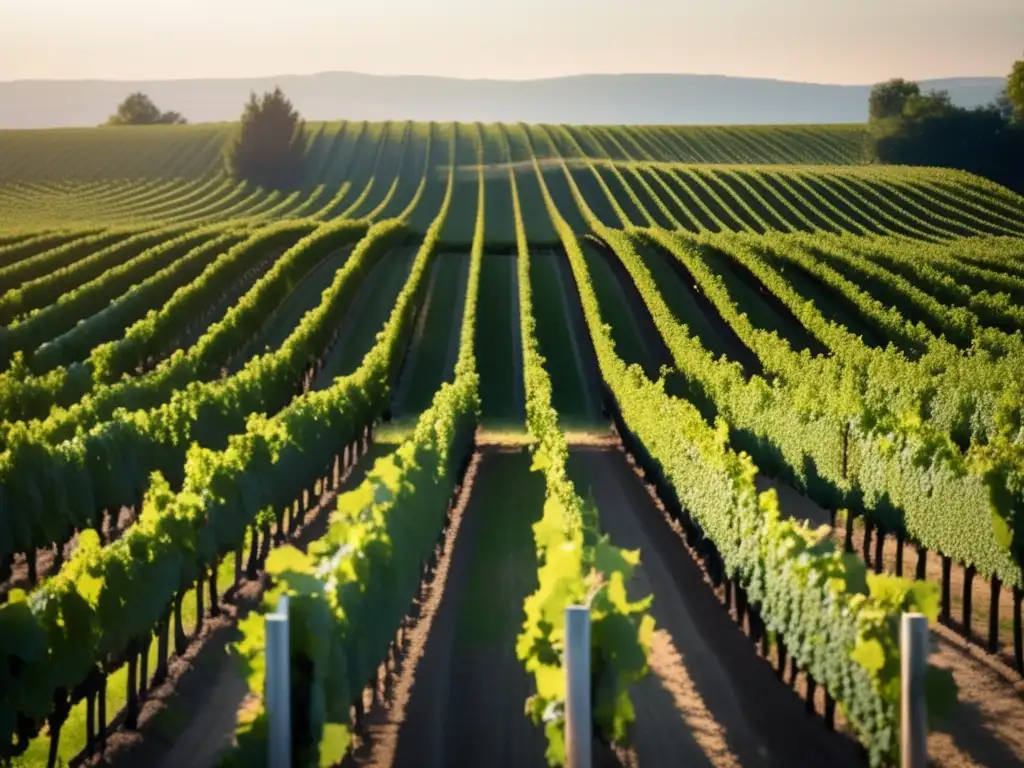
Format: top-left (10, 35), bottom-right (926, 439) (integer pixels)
top-left (0, 69), bottom-right (1007, 89)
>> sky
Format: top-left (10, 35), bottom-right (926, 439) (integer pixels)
top-left (1, 0), bottom-right (1021, 84)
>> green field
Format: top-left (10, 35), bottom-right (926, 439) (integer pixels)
top-left (2, 119), bottom-right (1024, 768)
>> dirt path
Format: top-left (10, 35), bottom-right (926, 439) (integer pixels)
top-left (927, 630), bottom-right (1024, 767)
top-left (351, 449), bottom-right (548, 768)
top-left (568, 445), bottom-right (863, 768)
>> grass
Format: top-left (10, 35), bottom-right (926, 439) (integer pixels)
top-left (234, 246), bottom-right (352, 367)
top-left (529, 249), bottom-right (601, 426)
top-left (393, 252), bottom-right (467, 417)
top-left (456, 451), bottom-right (545, 648)
top-left (483, 169), bottom-right (516, 246)
top-left (513, 167), bottom-right (557, 244)
top-left (580, 241), bottom-right (660, 376)
top-left (312, 247), bottom-right (416, 388)
top-left (476, 253), bottom-right (523, 426)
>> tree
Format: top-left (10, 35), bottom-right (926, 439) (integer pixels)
top-left (902, 89), bottom-right (954, 121)
top-left (1007, 57), bottom-right (1024, 122)
top-left (993, 89), bottom-right (1015, 122)
top-left (868, 78), bottom-right (921, 122)
top-left (106, 93), bottom-right (187, 125)
top-left (224, 88), bottom-right (305, 188)
top-left (866, 70), bottom-right (1024, 192)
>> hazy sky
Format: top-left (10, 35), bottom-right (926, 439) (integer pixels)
top-left (1, 0), bottom-right (1020, 84)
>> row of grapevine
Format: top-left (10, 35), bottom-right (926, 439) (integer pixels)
top-left (527, 150), bottom-right (954, 765)
top-left (559, 162), bottom-right (1023, 240)
top-left (223, 141), bottom-right (476, 766)
top-left (0, 225), bottom-right (237, 365)
top-left (0, 124), bottom-right (232, 182)
top-left (0, 122), bottom-right (864, 188)
top-left (0, 222), bottom-right (315, 425)
top-left (0, 125), bottom-right (450, 437)
top-left (29, 230), bottom-right (251, 373)
top-left (509, 156), bottom-right (653, 764)
top-left (0, 219), bottom-right (387, 577)
top-left (0, 150), bottom-right (462, 762)
top-left (614, 228), bottom-right (1024, 590)
top-left (6, 121), bottom-right (1022, 234)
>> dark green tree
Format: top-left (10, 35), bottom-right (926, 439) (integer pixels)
top-left (902, 89), bottom-right (954, 120)
top-left (993, 89), bottom-right (1015, 122)
top-left (868, 78), bottom-right (921, 122)
top-left (866, 66), bottom-right (1024, 192)
top-left (224, 88), bottom-right (305, 188)
top-left (106, 93), bottom-right (187, 125)
top-left (1007, 57), bottom-right (1024, 122)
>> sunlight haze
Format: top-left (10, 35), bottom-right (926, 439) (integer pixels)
top-left (1, 0), bottom-right (1020, 83)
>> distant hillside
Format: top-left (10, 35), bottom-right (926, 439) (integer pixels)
top-left (0, 122), bottom-right (869, 184)
top-left (0, 72), bottom-right (1006, 129)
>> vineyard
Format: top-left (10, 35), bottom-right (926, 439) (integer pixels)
top-left (1, 120), bottom-right (1024, 768)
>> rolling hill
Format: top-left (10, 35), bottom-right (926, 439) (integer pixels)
top-left (0, 71), bottom-right (1006, 129)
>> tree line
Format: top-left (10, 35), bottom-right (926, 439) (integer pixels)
top-left (104, 89), bottom-right (305, 189)
top-left (868, 58), bottom-right (1024, 191)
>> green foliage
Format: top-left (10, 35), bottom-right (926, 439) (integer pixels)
top-left (511, 144), bottom-right (653, 764)
top-left (0, 219), bottom-right (382, 570)
top-left (105, 92), bottom-right (187, 126)
top-left (0, 224), bottom-right (231, 369)
top-left (5, 114), bottom-right (1024, 765)
top-left (225, 88), bottom-right (306, 189)
top-left (1003, 57), bottom-right (1024, 122)
top-left (868, 79), bottom-right (922, 122)
top-left (224, 145), bottom-right (474, 766)
top-left (0, 211), bottom-right (426, 757)
top-left (867, 71), bottom-right (1024, 192)
top-left (523, 147), bottom-right (958, 765)
top-left (608, 226), bottom-right (1024, 587)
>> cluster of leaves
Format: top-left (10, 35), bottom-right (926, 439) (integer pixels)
top-left (105, 92), bottom-right (187, 126)
top-left (528, 152), bottom-right (958, 764)
top-left (509, 154), bottom-right (653, 765)
top-left (0, 219), bottom-right (386, 573)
